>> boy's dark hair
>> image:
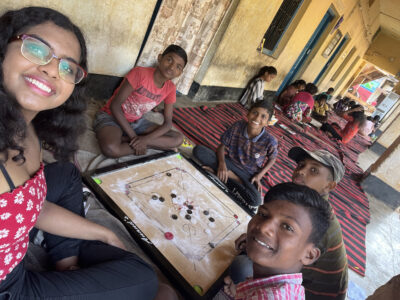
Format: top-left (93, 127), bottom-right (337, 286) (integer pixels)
top-left (350, 103), bottom-right (363, 110)
top-left (162, 44), bottom-right (188, 66)
top-left (305, 83), bottom-right (318, 95)
top-left (327, 87), bottom-right (334, 93)
top-left (367, 116), bottom-right (373, 121)
top-left (249, 100), bottom-right (274, 120)
top-left (373, 115), bottom-right (380, 122)
top-left (348, 100), bottom-right (356, 107)
top-left (317, 94), bottom-right (328, 101)
top-left (257, 66), bottom-right (277, 77)
top-left (293, 79), bottom-right (306, 88)
top-left (350, 111), bottom-right (366, 125)
top-left (264, 183), bottom-right (332, 246)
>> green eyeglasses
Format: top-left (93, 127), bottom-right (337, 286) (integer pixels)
top-left (10, 34), bottom-right (87, 84)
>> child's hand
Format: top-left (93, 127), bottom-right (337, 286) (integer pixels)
top-left (224, 276), bottom-right (237, 298)
top-left (251, 174), bottom-right (263, 192)
top-left (129, 136), bottom-right (148, 155)
top-left (235, 233), bottom-right (247, 251)
top-left (217, 163), bottom-right (228, 183)
top-left (103, 230), bottom-right (127, 251)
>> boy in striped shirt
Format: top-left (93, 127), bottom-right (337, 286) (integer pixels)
top-left (225, 183), bottom-right (331, 299)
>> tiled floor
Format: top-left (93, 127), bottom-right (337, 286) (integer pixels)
top-left (349, 149), bottom-right (400, 298)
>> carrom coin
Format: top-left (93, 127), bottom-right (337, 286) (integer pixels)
top-left (164, 232), bottom-right (174, 240)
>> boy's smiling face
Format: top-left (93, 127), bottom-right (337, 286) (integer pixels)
top-left (247, 107), bottom-right (270, 133)
top-left (292, 158), bottom-right (336, 196)
top-left (246, 200), bottom-right (320, 277)
top-left (157, 52), bottom-right (185, 80)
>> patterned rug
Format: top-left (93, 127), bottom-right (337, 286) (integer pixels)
top-left (173, 102), bottom-right (370, 276)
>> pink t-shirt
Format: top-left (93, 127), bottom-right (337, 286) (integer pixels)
top-left (292, 91), bottom-right (315, 110)
top-left (359, 120), bottom-right (374, 136)
top-left (102, 67), bottom-right (176, 122)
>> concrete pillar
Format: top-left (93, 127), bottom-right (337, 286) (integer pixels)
top-left (375, 108), bottom-right (400, 148)
top-left (362, 110), bottom-right (400, 208)
top-left (369, 135), bottom-right (400, 192)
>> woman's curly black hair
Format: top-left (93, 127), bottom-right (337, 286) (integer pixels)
top-left (0, 6), bottom-right (88, 162)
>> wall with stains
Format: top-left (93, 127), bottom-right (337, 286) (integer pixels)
top-left (0, 0), bottom-right (157, 76)
top-left (199, 0), bottom-right (373, 95)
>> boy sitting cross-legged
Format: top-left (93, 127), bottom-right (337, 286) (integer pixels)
top-left (193, 100), bottom-right (278, 209)
top-left (225, 182), bottom-right (331, 299)
top-left (229, 147), bottom-right (348, 299)
top-left (94, 45), bottom-right (187, 157)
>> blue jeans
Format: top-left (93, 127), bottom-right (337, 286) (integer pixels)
top-left (192, 145), bottom-right (261, 206)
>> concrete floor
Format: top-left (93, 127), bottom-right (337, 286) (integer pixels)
top-left (349, 149), bottom-right (400, 298)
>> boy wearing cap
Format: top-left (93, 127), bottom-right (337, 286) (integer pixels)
top-left (228, 147), bottom-right (348, 300)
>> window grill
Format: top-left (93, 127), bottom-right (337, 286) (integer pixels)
top-left (263, 0), bottom-right (303, 52)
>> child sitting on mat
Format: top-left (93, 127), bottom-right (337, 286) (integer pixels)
top-left (276, 79), bottom-right (306, 108)
top-left (228, 147), bottom-right (348, 300)
top-left (193, 100), bottom-right (278, 210)
top-left (239, 66), bottom-right (277, 109)
top-left (312, 93), bottom-right (330, 122)
top-left (224, 182), bottom-right (332, 299)
top-left (285, 83), bottom-right (318, 123)
top-left (94, 45), bottom-right (187, 157)
top-left (321, 105), bottom-right (365, 144)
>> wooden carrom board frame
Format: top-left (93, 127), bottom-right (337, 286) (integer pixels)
top-left (83, 151), bottom-right (251, 299)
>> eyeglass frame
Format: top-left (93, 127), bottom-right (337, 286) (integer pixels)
top-left (8, 34), bottom-right (87, 84)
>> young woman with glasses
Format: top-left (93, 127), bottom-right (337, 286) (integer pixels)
top-left (0, 6), bottom-right (164, 299)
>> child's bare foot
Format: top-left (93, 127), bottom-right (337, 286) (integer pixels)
top-left (224, 276), bottom-right (236, 298)
top-left (55, 256), bottom-right (79, 271)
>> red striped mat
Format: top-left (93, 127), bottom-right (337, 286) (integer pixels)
top-left (173, 102), bottom-right (370, 276)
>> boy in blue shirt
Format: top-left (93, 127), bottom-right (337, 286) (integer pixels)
top-left (193, 100), bottom-right (278, 209)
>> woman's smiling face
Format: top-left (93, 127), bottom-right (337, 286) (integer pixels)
top-left (2, 21), bottom-right (81, 119)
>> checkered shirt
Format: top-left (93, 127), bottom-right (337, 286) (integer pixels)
top-left (221, 120), bottom-right (278, 175)
top-left (235, 273), bottom-right (304, 300)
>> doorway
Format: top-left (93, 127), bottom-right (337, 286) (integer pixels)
top-left (277, 8), bottom-right (335, 94)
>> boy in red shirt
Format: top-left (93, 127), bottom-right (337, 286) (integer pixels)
top-left (320, 105), bottom-right (365, 143)
top-left (94, 45), bottom-right (187, 157)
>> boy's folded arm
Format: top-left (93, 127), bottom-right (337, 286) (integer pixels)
top-left (257, 157), bottom-right (276, 178)
top-left (110, 79), bottom-right (137, 139)
top-left (140, 102), bottom-right (174, 141)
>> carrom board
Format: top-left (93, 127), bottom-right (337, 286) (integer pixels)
top-left (83, 152), bottom-right (251, 299)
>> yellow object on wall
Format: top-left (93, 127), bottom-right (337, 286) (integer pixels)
top-left (0, 0), bottom-right (157, 76)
